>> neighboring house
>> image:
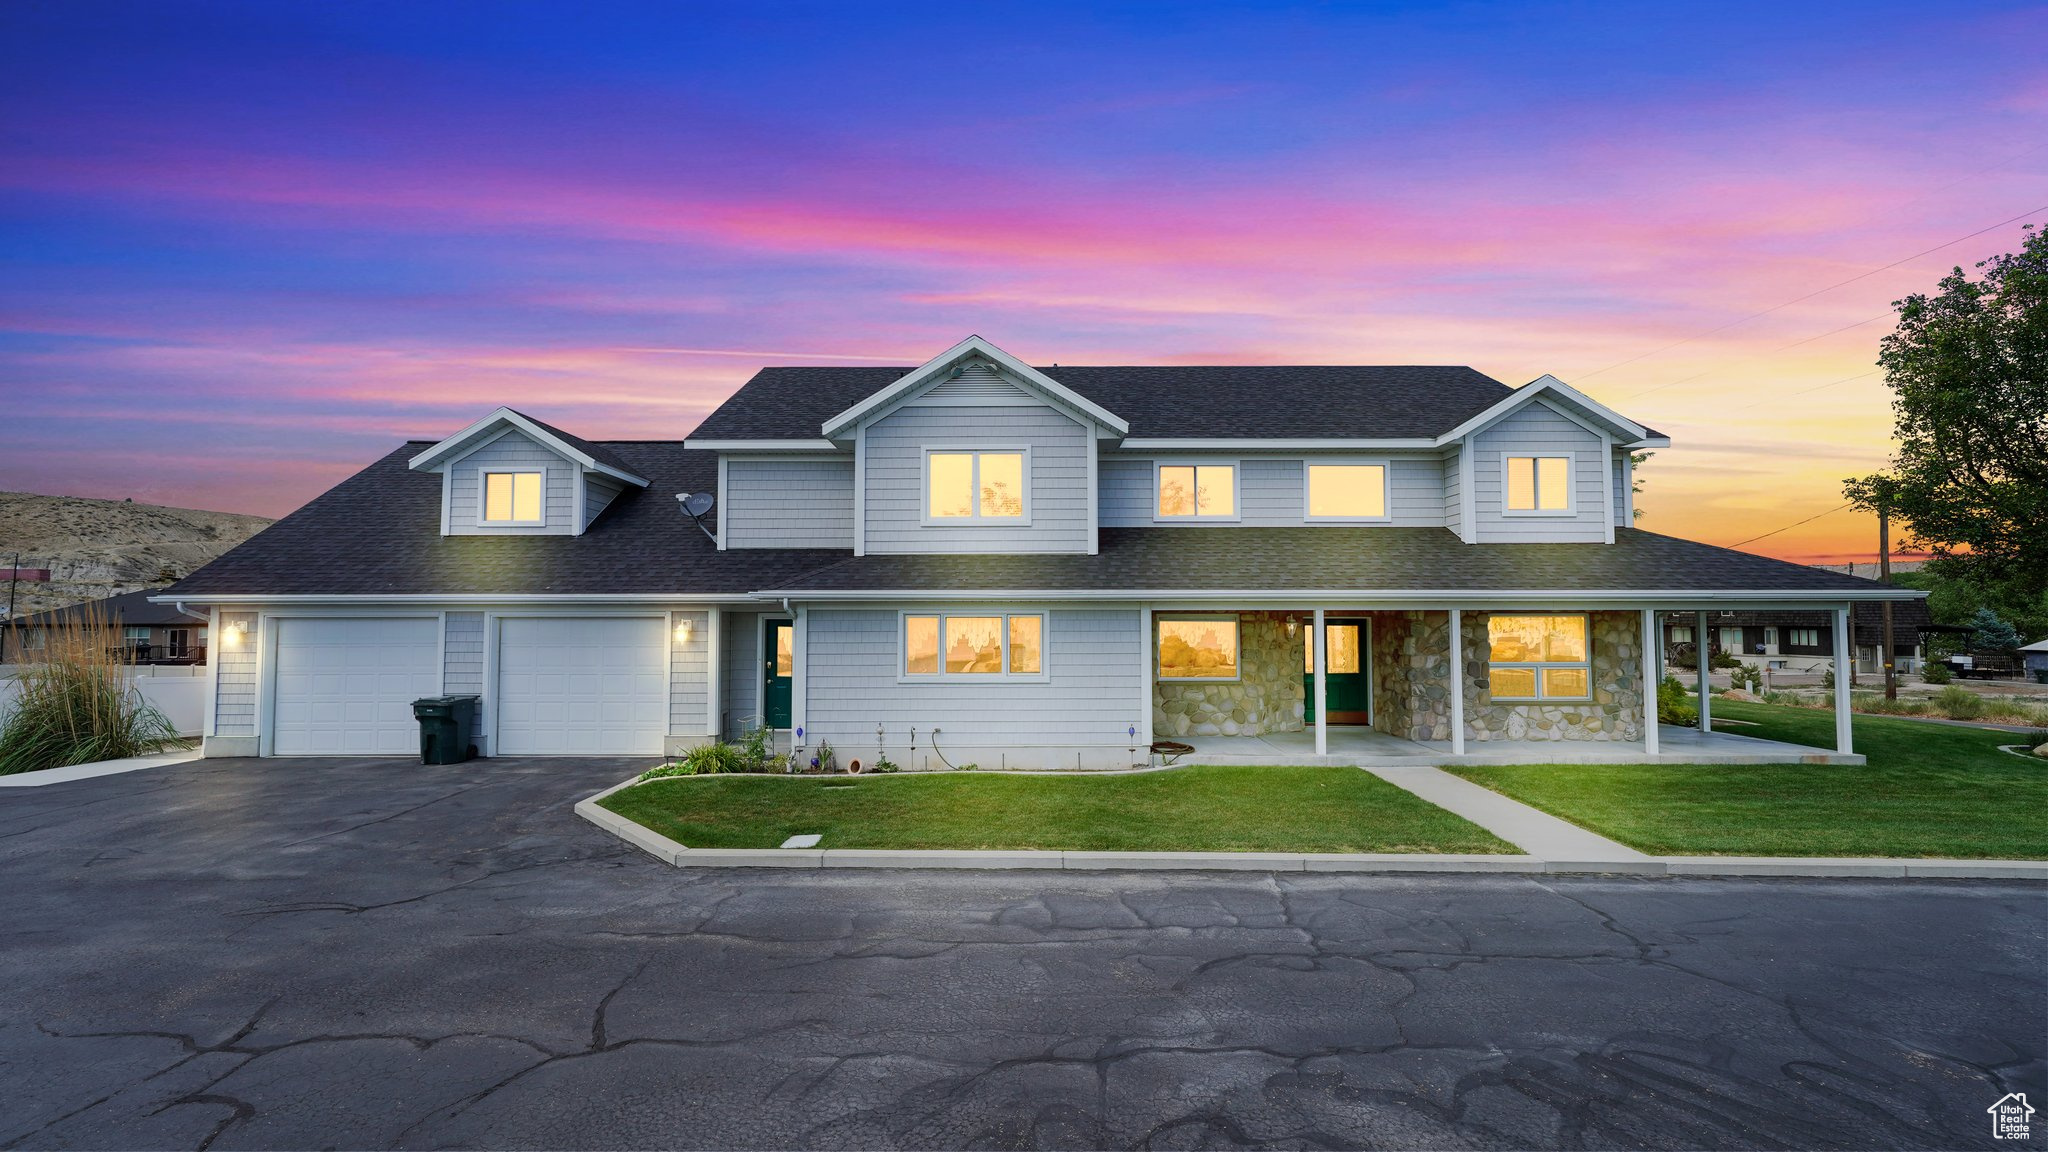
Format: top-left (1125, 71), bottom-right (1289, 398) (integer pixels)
top-left (1662, 599), bottom-right (1935, 676)
top-left (156, 335), bottom-right (1918, 763)
top-left (2021, 639), bottom-right (2048, 681)
top-left (2, 588), bottom-right (209, 665)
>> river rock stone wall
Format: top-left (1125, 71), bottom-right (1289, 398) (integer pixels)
top-left (1152, 612), bottom-right (1305, 738)
top-left (1371, 611), bottom-right (1455, 741)
top-left (1462, 610), bottom-right (1645, 742)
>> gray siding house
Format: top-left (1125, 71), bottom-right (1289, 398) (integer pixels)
top-left (159, 336), bottom-right (1917, 765)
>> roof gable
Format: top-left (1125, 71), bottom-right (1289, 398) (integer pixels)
top-left (819, 336), bottom-right (1129, 439)
top-left (1445, 375), bottom-right (1665, 447)
top-left (407, 407), bottom-right (650, 486)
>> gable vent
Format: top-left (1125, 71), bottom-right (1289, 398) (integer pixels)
top-left (926, 362), bottom-right (1022, 398)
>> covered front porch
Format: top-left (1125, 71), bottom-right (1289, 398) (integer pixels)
top-left (1144, 604), bottom-right (1866, 767)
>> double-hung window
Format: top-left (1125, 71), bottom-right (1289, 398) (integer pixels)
top-left (903, 612), bottom-right (1044, 678)
top-left (1786, 627), bottom-right (1819, 649)
top-left (482, 470), bottom-right (544, 524)
top-left (925, 451), bottom-right (1026, 522)
top-left (1504, 455), bottom-right (1572, 513)
top-left (1486, 614), bottom-right (1590, 701)
top-left (1156, 463), bottom-right (1236, 520)
top-left (1304, 462), bottom-right (1389, 520)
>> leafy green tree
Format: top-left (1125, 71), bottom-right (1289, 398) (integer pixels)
top-left (1844, 225), bottom-right (2047, 595)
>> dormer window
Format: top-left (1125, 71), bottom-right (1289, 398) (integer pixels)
top-left (1504, 455), bottom-right (1572, 514)
top-left (924, 450), bottom-right (1027, 522)
top-left (482, 471), bottom-right (544, 525)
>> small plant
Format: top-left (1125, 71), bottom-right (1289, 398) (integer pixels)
top-left (1728, 664), bottom-right (1763, 693)
top-left (638, 760), bottom-right (697, 781)
top-left (737, 724), bottom-right (773, 771)
top-left (1821, 667), bottom-right (1835, 690)
top-left (809, 740), bottom-right (835, 774)
top-left (871, 753), bottom-right (900, 774)
top-left (1709, 649), bottom-right (1742, 670)
top-left (1921, 662), bottom-right (1953, 685)
top-left (1931, 685), bottom-right (1984, 721)
top-left (955, 761), bottom-right (979, 771)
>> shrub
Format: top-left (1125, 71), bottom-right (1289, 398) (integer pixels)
top-left (871, 754), bottom-right (900, 774)
top-left (637, 761), bottom-right (697, 781)
top-left (1921, 662), bottom-right (1953, 685)
top-left (738, 724), bottom-right (773, 771)
top-left (1656, 674), bottom-right (1697, 726)
top-left (1728, 664), bottom-right (1763, 692)
top-left (0, 606), bottom-right (179, 775)
top-left (1709, 649), bottom-right (1742, 670)
top-left (1931, 685), bottom-right (1984, 721)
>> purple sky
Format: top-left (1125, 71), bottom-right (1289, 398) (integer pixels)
top-left (3, 1), bottom-right (2043, 559)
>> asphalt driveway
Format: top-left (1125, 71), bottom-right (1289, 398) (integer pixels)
top-left (1, 756), bottom-right (2042, 1150)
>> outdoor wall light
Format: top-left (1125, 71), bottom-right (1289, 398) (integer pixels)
top-left (674, 618), bottom-right (693, 643)
top-left (1285, 617), bottom-right (1300, 639)
top-left (222, 619), bottom-right (248, 648)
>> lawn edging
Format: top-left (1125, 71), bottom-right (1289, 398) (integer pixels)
top-left (573, 773), bottom-right (2048, 878)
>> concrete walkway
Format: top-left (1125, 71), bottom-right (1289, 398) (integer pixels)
top-left (1362, 763), bottom-right (1653, 867)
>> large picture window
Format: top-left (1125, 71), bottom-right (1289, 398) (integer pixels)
top-left (926, 451), bottom-right (1026, 521)
top-left (1504, 455), bottom-right (1572, 513)
top-left (482, 470), bottom-right (544, 524)
top-left (1157, 616), bottom-right (1240, 680)
top-left (1156, 463), bottom-right (1236, 519)
top-left (903, 612), bottom-right (1045, 678)
top-left (1305, 462), bottom-right (1389, 520)
top-left (1486, 614), bottom-right (1590, 701)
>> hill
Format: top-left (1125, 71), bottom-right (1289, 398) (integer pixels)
top-left (0, 491), bottom-right (273, 617)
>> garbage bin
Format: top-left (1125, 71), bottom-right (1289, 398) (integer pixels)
top-left (412, 695), bottom-right (480, 764)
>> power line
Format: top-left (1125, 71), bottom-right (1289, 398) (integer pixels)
top-left (1727, 502), bottom-right (1853, 549)
top-left (1574, 202), bottom-right (2048, 383)
top-left (1729, 369), bottom-right (1882, 412)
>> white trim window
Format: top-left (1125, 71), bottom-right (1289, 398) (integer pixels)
top-left (923, 450), bottom-right (1028, 523)
top-left (1156, 614), bottom-right (1240, 681)
top-left (481, 470), bottom-right (545, 525)
top-left (1503, 454), bottom-right (1573, 514)
top-left (1670, 625), bottom-right (1694, 644)
top-left (1304, 461), bottom-right (1390, 521)
top-left (1786, 627), bottom-right (1820, 649)
top-left (1486, 614), bottom-right (1591, 701)
top-left (1155, 463), bottom-right (1237, 520)
top-left (903, 611), bottom-right (1045, 678)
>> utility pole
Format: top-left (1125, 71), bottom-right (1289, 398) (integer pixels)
top-left (1878, 489), bottom-right (1896, 701)
top-left (4, 552), bottom-right (17, 662)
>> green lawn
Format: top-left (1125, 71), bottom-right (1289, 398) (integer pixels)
top-left (598, 763), bottom-right (1517, 854)
top-left (1448, 700), bottom-right (2048, 858)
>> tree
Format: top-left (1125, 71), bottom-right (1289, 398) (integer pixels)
top-left (1844, 226), bottom-right (2047, 596)
top-left (1629, 451), bottom-right (1652, 520)
top-left (1968, 606), bottom-right (2021, 653)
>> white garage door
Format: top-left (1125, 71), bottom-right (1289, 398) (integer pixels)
top-left (497, 616), bottom-right (668, 755)
top-left (273, 617), bottom-right (441, 756)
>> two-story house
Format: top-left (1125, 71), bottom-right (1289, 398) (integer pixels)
top-left (157, 336), bottom-right (1917, 765)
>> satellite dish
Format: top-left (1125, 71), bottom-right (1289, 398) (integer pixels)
top-left (679, 492), bottom-right (715, 518)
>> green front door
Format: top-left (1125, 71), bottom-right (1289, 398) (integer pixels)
top-left (763, 620), bottom-right (794, 729)
top-left (1304, 619), bottom-right (1371, 724)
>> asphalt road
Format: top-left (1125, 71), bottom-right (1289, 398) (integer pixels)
top-left (2, 757), bottom-right (2042, 1150)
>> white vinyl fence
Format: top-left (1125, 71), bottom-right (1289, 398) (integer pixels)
top-left (0, 665), bottom-right (207, 737)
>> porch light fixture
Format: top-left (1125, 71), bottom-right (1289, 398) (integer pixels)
top-left (222, 619), bottom-right (248, 648)
top-left (1285, 617), bottom-right (1300, 639)
top-left (674, 618), bottom-right (693, 643)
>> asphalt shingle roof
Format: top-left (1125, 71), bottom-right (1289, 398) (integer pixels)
top-left (162, 443), bottom-right (841, 598)
top-left (688, 365), bottom-right (1537, 441)
top-left (762, 527), bottom-right (1913, 597)
top-left (7, 588), bottom-right (196, 630)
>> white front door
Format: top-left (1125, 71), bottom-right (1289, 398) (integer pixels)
top-left (496, 616), bottom-right (667, 755)
top-left (272, 617), bottom-right (440, 755)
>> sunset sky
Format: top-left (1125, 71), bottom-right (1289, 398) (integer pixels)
top-left (3, 1), bottom-right (2043, 562)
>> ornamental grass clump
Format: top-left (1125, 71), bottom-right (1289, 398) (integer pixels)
top-left (0, 606), bottom-right (178, 775)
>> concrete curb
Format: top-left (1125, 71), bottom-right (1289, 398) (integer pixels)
top-left (0, 748), bottom-right (203, 788)
top-left (575, 777), bottom-right (2048, 880)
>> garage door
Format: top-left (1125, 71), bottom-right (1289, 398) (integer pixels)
top-left (497, 616), bottom-right (668, 755)
top-left (273, 617), bottom-right (441, 755)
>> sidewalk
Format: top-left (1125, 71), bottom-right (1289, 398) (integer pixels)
top-left (0, 748), bottom-right (202, 788)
